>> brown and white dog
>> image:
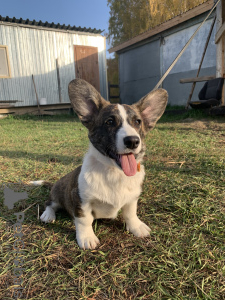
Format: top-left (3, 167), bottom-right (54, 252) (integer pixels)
top-left (39, 79), bottom-right (168, 250)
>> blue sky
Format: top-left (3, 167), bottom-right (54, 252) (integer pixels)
top-left (0, 0), bottom-right (113, 57)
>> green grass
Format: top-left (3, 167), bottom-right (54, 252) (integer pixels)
top-left (0, 113), bottom-right (225, 299)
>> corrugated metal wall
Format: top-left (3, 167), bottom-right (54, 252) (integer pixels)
top-left (0, 24), bottom-right (107, 106)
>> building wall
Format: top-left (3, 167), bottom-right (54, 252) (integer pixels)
top-left (162, 17), bottom-right (216, 106)
top-left (119, 14), bottom-right (216, 106)
top-left (0, 24), bottom-right (107, 106)
top-left (119, 39), bottom-right (161, 105)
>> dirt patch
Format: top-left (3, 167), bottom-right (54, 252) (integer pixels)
top-left (180, 118), bottom-right (225, 131)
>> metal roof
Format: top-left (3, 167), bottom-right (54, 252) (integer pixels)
top-left (0, 15), bottom-right (103, 34)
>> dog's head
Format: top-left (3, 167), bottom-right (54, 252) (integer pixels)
top-left (68, 79), bottom-right (168, 176)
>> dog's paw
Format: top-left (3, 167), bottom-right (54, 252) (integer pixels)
top-left (40, 207), bottom-right (56, 223)
top-left (126, 219), bottom-right (151, 238)
top-left (76, 232), bottom-right (100, 250)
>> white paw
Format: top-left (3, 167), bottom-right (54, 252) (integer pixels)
top-left (126, 219), bottom-right (151, 237)
top-left (40, 206), bottom-right (56, 223)
top-left (76, 230), bottom-right (100, 250)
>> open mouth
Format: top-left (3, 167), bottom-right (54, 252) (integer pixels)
top-left (109, 151), bottom-right (138, 177)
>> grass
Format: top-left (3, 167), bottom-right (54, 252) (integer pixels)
top-left (0, 111), bottom-right (225, 299)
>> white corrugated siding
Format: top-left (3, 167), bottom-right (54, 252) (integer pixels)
top-left (0, 24), bottom-right (107, 106)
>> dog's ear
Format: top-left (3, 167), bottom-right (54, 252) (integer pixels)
top-left (133, 88), bottom-right (168, 130)
top-left (68, 79), bottom-right (109, 128)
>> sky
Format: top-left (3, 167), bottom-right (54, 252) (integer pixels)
top-left (0, 0), bottom-right (113, 57)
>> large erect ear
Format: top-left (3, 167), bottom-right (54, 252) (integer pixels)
top-left (68, 79), bottom-right (109, 128)
top-left (133, 88), bottom-right (168, 130)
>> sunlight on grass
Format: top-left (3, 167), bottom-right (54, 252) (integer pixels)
top-left (0, 113), bottom-right (224, 299)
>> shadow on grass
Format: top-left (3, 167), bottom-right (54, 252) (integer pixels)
top-left (0, 150), bottom-right (82, 165)
top-left (6, 113), bottom-right (80, 123)
top-left (159, 104), bottom-right (225, 123)
top-left (156, 123), bottom-right (225, 133)
top-left (0, 186), bottom-right (125, 244)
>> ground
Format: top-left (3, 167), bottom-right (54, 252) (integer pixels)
top-left (0, 112), bottom-right (224, 299)
top-left (178, 118), bottom-right (225, 131)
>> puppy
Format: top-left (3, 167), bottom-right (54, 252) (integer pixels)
top-left (40, 79), bottom-right (168, 249)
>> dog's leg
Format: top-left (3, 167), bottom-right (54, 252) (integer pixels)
top-left (122, 200), bottom-right (151, 237)
top-left (74, 208), bottom-right (100, 250)
top-left (40, 201), bottom-right (60, 223)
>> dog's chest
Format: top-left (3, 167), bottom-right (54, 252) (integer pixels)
top-left (78, 155), bottom-right (145, 214)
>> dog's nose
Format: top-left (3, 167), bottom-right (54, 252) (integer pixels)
top-left (124, 136), bottom-right (140, 149)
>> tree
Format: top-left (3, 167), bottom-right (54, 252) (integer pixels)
top-left (107, 56), bottom-right (119, 85)
top-left (107, 0), bottom-right (207, 47)
top-left (107, 0), bottom-right (152, 47)
top-left (149, 0), bottom-right (207, 27)
top-left (107, 55), bottom-right (119, 102)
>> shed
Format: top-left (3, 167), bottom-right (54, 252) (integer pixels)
top-left (109, 0), bottom-right (218, 106)
top-left (0, 16), bottom-right (108, 113)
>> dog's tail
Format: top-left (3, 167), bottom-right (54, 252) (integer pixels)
top-left (29, 180), bottom-right (53, 189)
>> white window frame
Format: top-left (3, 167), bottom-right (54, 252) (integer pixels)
top-left (0, 45), bottom-right (11, 78)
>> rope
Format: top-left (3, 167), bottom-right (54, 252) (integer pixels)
top-left (154, 0), bottom-right (221, 90)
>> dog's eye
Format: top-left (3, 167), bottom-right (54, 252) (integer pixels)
top-left (135, 119), bottom-right (141, 126)
top-left (105, 118), bottom-right (114, 126)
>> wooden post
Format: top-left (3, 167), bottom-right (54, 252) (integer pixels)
top-left (185, 16), bottom-right (216, 109)
top-left (32, 74), bottom-right (40, 110)
top-left (215, 0), bottom-right (225, 105)
top-left (56, 58), bottom-right (62, 103)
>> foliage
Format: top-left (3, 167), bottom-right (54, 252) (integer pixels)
top-left (107, 55), bottom-right (119, 102)
top-left (108, 0), bottom-right (207, 47)
top-left (107, 56), bottom-right (119, 85)
top-left (149, 0), bottom-right (207, 27)
top-left (108, 0), bottom-right (152, 46)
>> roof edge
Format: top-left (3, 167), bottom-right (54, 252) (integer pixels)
top-left (0, 15), bottom-right (103, 34)
top-left (109, 0), bottom-right (214, 53)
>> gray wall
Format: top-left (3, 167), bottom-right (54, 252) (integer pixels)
top-left (119, 13), bottom-right (216, 106)
top-left (119, 39), bottom-right (161, 104)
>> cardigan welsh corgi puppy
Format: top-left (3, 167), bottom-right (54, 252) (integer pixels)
top-left (40, 79), bottom-right (168, 250)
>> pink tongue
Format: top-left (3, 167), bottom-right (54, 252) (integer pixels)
top-left (120, 153), bottom-right (137, 176)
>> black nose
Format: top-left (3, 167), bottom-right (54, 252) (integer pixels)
top-left (124, 136), bottom-right (140, 149)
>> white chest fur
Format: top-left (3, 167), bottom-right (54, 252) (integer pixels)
top-left (78, 144), bottom-right (145, 219)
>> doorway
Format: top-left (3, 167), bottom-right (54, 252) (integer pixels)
top-left (74, 45), bottom-right (100, 92)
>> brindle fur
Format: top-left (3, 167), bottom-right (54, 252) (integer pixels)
top-left (48, 166), bottom-right (84, 218)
